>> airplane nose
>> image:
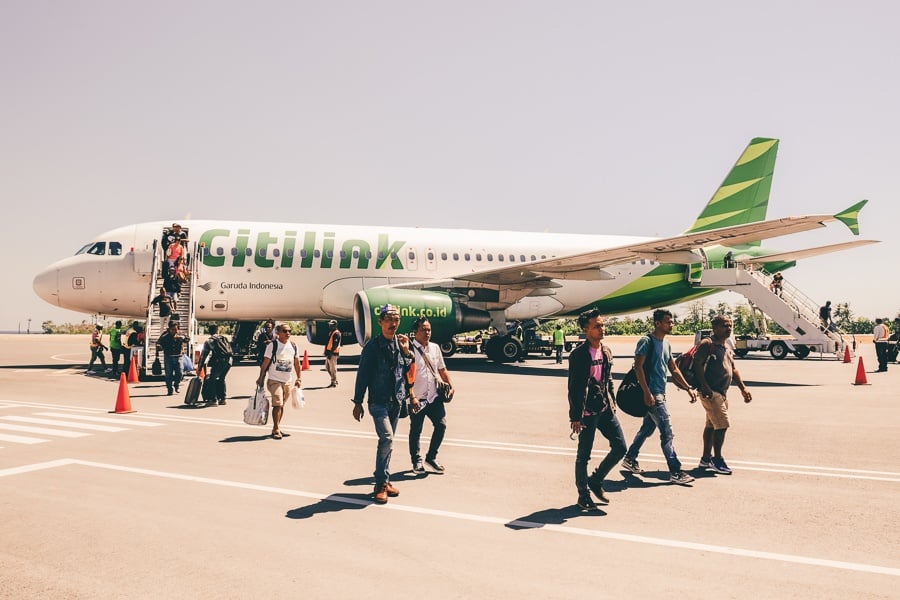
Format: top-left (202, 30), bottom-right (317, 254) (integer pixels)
top-left (33, 266), bottom-right (60, 307)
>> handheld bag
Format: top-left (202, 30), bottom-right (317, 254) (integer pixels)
top-left (243, 385), bottom-right (270, 426)
top-left (615, 368), bottom-right (647, 417)
top-left (290, 386), bottom-right (305, 409)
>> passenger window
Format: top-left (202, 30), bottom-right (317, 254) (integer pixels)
top-left (453, 253), bottom-right (459, 261)
top-left (440, 252), bottom-right (447, 260)
top-left (428, 252), bottom-right (435, 260)
top-left (314, 249), bottom-right (321, 258)
top-left (273, 248), bottom-right (280, 257)
top-left (299, 249), bottom-right (308, 258)
top-left (497, 254), bottom-right (504, 262)
top-left (475, 253), bottom-right (482, 261)
top-left (215, 247), bottom-right (224, 256)
top-left (231, 248), bottom-right (238, 256)
top-left (464, 253), bottom-right (471, 261)
top-left (520, 255), bottom-right (526, 262)
top-left (245, 248), bottom-right (253, 257)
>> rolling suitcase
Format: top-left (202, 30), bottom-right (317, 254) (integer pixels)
top-left (184, 376), bottom-right (202, 406)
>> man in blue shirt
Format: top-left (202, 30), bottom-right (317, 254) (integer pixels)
top-left (621, 309), bottom-right (697, 485)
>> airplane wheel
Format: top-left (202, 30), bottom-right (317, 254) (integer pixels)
top-left (769, 341), bottom-right (789, 360)
top-left (484, 337), bottom-right (502, 362)
top-left (440, 340), bottom-right (457, 358)
top-left (793, 345), bottom-right (810, 359)
top-left (499, 337), bottom-right (524, 362)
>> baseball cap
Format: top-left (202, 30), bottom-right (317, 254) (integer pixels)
top-left (379, 304), bottom-right (400, 318)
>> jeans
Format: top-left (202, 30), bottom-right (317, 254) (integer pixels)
top-left (409, 400), bottom-right (447, 463)
top-left (369, 401), bottom-right (401, 485)
top-left (625, 394), bottom-right (682, 473)
top-left (576, 409), bottom-right (627, 493)
top-left (164, 354), bottom-right (184, 393)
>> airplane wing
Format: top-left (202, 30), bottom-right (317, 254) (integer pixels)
top-left (740, 239), bottom-right (879, 264)
top-left (390, 206), bottom-right (869, 293)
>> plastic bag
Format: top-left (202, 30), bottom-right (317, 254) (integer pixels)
top-left (243, 385), bottom-right (270, 425)
top-left (290, 386), bottom-right (305, 409)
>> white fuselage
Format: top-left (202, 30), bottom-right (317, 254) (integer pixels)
top-left (34, 220), bottom-right (664, 323)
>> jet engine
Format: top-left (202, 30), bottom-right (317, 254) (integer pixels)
top-left (305, 319), bottom-right (358, 346)
top-left (353, 288), bottom-right (492, 345)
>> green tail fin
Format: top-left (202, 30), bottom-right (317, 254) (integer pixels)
top-left (684, 137), bottom-right (779, 244)
top-left (834, 199), bottom-right (868, 235)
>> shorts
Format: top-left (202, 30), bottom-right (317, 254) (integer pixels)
top-left (700, 390), bottom-right (730, 430)
top-left (266, 379), bottom-right (292, 407)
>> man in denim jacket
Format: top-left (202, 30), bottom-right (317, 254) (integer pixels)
top-left (352, 304), bottom-right (415, 504)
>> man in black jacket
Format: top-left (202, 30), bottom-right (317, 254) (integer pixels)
top-left (567, 308), bottom-right (627, 510)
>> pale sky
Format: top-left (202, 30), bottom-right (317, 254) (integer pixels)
top-left (3, 1), bottom-right (897, 332)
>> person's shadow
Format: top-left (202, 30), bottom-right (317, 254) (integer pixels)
top-left (286, 493), bottom-right (372, 519)
top-left (505, 504), bottom-right (606, 530)
top-left (219, 432), bottom-right (290, 443)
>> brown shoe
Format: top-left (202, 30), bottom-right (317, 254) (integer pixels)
top-left (373, 483), bottom-right (388, 504)
top-left (383, 481), bottom-right (399, 497)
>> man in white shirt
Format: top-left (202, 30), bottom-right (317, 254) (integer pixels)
top-left (409, 317), bottom-right (454, 473)
top-left (873, 318), bottom-right (890, 373)
top-left (256, 324), bottom-right (302, 439)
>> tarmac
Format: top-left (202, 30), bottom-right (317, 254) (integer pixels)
top-left (0, 333), bottom-right (897, 599)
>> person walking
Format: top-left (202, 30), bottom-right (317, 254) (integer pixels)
top-left (693, 315), bottom-right (752, 475)
top-left (324, 320), bottom-right (342, 387)
top-left (568, 309), bottom-right (626, 510)
top-left (108, 320), bottom-right (124, 376)
top-left (351, 304), bottom-right (415, 504)
top-left (150, 286), bottom-right (177, 331)
top-left (553, 324), bottom-right (565, 364)
top-left (819, 301), bottom-right (833, 331)
top-left (409, 316), bottom-right (454, 474)
top-left (156, 322), bottom-right (187, 395)
top-left (873, 318), bottom-right (890, 372)
top-left (198, 324), bottom-right (232, 406)
top-left (256, 324), bottom-right (302, 439)
top-left (87, 324), bottom-right (110, 374)
top-left (621, 309), bottom-right (697, 485)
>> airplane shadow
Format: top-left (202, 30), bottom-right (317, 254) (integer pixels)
top-left (505, 504), bottom-right (606, 530)
top-left (285, 493), bottom-right (372, 519)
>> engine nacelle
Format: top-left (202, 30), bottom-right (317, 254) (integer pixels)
top-left (353, 288), bottom-right (492, 345)
top-left (305, 319), bottom-right (358, 346)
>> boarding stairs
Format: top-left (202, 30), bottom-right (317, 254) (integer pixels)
top-left (136, 227), bottom-right (198, 379)
top-left (693, 263), bottom-right (849, 358)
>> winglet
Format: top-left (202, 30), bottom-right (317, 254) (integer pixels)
top-left (833, 200), bottom-right (868, 236)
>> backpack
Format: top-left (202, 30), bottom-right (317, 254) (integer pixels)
top-left (675, 345), bottom-right (699, 389)
top-left (210, 335), bottom-right (232, 361)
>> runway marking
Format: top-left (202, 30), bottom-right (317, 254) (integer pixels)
top-left (0, 423), bottom-right (89, 438)
top-left (2, 400), bottom-right (899, 482)
top-left (35, 412), bottom-right (164, 427)
top-left (1, 416), bottom-right (127, 432)
top-left (0, 433), bottom-right (49, 445)
top-left (2, 458), bottom-right (898, 578)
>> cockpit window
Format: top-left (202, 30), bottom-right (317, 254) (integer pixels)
top-left (75, 244), bottom-right (93, 255)
top-left (86, 242), bottom-right (106, 255)
top-left (109, 242), bottom-right (123, 256)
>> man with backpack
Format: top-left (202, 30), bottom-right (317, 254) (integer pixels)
top-left (256, 323), bottom-right (302, 439)
top-left (692, 315), bottom-right (752, 474)
top-left (567, 309), bottom-right (626, 510)
top-left (198, 324), bottom-right (233, 406)
top-left (620, 309), bottom-right (697, 485)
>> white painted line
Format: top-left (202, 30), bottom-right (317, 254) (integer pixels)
top-left (36, 412), bottom-right (164, 427)
top-left (0, 458), bottom-right (74, 475)
top-left (6, 458), bottom-right (896, 578)
top-left (1, 416), bottom-right (126, 432)
top-left (0, 423), bottom-right (90, 438)
top-left (0, 433), bottom-right (49, 444)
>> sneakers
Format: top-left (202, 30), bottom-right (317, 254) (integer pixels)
top-left (621, 457), bottom-right (644, 474)
top-left (709, 456), bottom-right (732, 475)
top-left (577, 493), bottom-right (598, 511)
top-left (86, 370), bottom-right (96, 374)
top-left (425, 457), bottom-right (445, 472)
top-left (104, 368), bottom-right (113, 373)
top-left (670, 471), bottom-right (695, 485)
top-left (373, 484), bottom-right (388, 504)
top-left (587, 477), bottom-right (610, 505)
top-left (383, 481), bottom-right (399, 497)
top-left (412, 459), bottom-right (425, 474)
top-left (698, 457), bottom-right (711, 470)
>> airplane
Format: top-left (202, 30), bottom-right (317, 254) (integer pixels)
top-left (33, 137), bottom-right (876, 363)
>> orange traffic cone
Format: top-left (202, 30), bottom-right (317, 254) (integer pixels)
top-left (843, 345), bottom-right (851, 363)
top-left (127, 354), bottom-right (139, 383)
top-left (852, 357), bottom-right (870, 386)
top-left (302, 350), bottom-right (311, 371)
top-left (110, 373), bottom-right (136, 413)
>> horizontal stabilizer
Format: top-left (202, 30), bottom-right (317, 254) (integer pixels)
top-left (742, 239), bottom-right (879, 264)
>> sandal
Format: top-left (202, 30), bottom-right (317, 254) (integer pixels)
top-left (272, 431), bottom-right (283, 439)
